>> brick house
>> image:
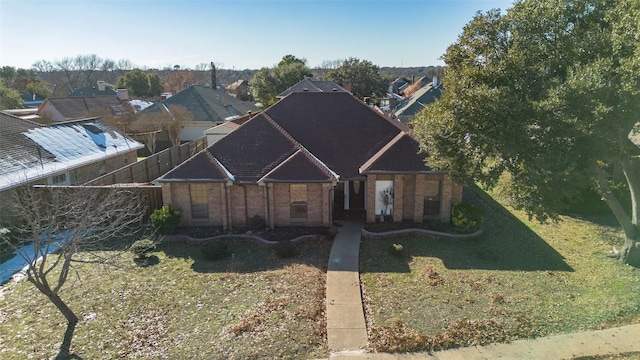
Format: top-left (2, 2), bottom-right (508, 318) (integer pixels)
top-left (157, 91), bottom-right (462, 229)
top-left (0, 112), bottom-right (143, 221)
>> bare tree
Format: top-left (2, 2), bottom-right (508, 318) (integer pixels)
top-left (0, 185), bottom-right (147, 358)
top-left (128, 112), bottom-right (164, 154)
top-left (164, 70), bottom-right (194, 94)
top-left (164, 104), bottom-right (192, 146)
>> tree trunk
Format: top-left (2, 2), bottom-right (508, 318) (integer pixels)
top-left (49, 292), bottom-right (79, 325)
top-left (621, 237), bottom-right (640, 267)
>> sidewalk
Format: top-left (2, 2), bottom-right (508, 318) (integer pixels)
top-left (324, 223), bottom-right (640, 359)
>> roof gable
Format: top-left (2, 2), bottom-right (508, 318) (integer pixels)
top-left (360, 133), bottom-right (434, 174)
top-left (266, 92), bottom-right (404, 178)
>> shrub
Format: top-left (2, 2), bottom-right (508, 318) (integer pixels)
top-left (130, 239), bottom-right (156, 260)
top-left (150, 205), bottom-right (181, 235)
top-left (275, 240), bottom-right (298, 258)
top-left (451, 203), bottom-right (485, 231)
top-left (249, 215), bottom-right (265, 231)
top-left (390, 243), bottom-right (404, 257)
top-left (202, 241), bottom-right (228, 260)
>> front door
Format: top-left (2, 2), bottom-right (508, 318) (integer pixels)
top-left (333, 180), bottom-right (365, 221)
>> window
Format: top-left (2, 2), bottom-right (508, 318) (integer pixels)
top-left (423, 180), bottom-right (441, 217)
top-left (69, 170), bottom-right (78, 185)
top-left (189, 184), bottom-right (209, 219)
top-left (290, 184), bottom-right (308, 220)
top-left (51, 173), bottom-right (66, 185)
top-left (98, 161), bottom-right (107, 175)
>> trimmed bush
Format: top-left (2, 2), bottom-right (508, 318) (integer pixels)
top-left (275, 240), bottom-right (298, 258)
top-left (390, 243), bottom-right (404, 257)
top-left (202, 241), bottom-right (228, 260)
top-left (130, 239), bottom-right (156, 260)
top-left (451, 203), bottom-right (485, 231)
top-left (249, 215), bottom-right (265, 231)
top-left (151, 205), bottom-right (182, 235)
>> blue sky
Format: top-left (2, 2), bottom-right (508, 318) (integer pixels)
top-left (0, 0), bottom-right (514, 70)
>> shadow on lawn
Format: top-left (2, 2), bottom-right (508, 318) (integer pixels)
top-left (158, 239), bottom-right (332, 274)
top-left (361, 185), bottom-right (574, 273)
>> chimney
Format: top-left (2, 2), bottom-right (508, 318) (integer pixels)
top-left (97, 81), bottom-right (106, 91)
top-left (342, 82), bottom-right (352, 93)
top-left (433, 76), bottom-right (439, 88)
top-left (210, 61), bottom-right (217, 89)
top-left (116, 89), bottom-right (129, 100)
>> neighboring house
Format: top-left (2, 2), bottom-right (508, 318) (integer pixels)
top-left (139, 85), bottom-right (260, 142)
top-left (394, 80), bottom-right (443, 125)
top-left (158, 91), bottom-right (462, 230)
top-left (204, 114), bottom-right (253, 145)
top-left (226, 79), bottom-right (250, 100)
top-left (68, 81), bottom-right (117, 97)
top-left (0, 112), bottom-right (143, 193)
top-left (389, 77), bottom-right (409, 95)
top-left (19, 93), bottom-right (45, 108)
top-left (36, 93), bottom-right (130, 123)
top-left (277, 77), bottom-right (349, 99)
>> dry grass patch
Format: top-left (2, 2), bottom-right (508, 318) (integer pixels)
top-left (361, 189), bottom-right (640, 353)
top-left (0, 239), bottom-right (331, 359)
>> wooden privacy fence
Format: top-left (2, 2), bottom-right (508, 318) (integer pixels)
top-left (31, 185), bottom-right (164, 224)
top-left (85, 137), bottom-right (207, 186)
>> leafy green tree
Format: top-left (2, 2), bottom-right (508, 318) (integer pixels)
top-left (0, 79), bottom-right (24, 109)
top-left (249, 55), bottom-right (311, 106)
top-left (322, 57), bottom-right (387, 100)
top-left (115, 69), bottom-right (163, 97)
top-left (413, 0), bottom-right (640, 266)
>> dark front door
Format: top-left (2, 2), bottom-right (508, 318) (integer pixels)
top-left (349, 180), bottom-right (365, 210)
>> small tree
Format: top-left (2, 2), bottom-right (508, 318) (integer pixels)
top-left (0, 186), bottom-right (146, 357)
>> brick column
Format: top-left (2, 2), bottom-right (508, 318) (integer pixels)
top-left (219, 183), bottom-right (228, 230)
top-left (441, 175), bottom-right (453, 223)
top-left (225, 184), bottom-right (233, 230)
top-left (414, 174), bottom-right (425, 222)
top-left (322, 183), bottom-right (332, 226)
top-left (366, 175), bottom-right (377, 223)
top-left (267, 183), bottom-right (276, 230)
top-left (393, 174), bottom-right (404, 222)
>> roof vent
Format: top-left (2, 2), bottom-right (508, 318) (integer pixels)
top-left (303, 88), bottom-right (309, 92)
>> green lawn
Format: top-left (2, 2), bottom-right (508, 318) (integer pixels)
top-left (0, 239), bottom-right (331, 359)
top-left (360, 188), bottom-right (640, 353)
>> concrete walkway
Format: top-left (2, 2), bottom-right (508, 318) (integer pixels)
top-left (326, 222), bottom-right (368, 355)
top-left (324, 223), bottom-right (640, 359)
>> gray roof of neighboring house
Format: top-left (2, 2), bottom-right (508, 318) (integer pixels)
top-left (141, 85), bottom-right (260, 123)
top-left (37, 95), bottom-right (129, 120)
top-left (68, 86), bottom-right (117, 97)
top-left (277, 77), bottom-right (348, 98)
top-left (395, 83), bottom-right (442, 123)
top-left (0, 113), bottom-right (143, 191)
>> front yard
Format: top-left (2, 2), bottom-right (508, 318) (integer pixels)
top-left (0, 239), bottom-right (331, 359)
top-left (360, 189), bottom-right (640, 352)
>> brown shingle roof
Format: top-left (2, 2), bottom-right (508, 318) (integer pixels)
top-left (160, 91), bottom-right (438, 185)
top-left (360, 133), bottom-right (434, 174)
top-left (267, 92), bottom-right (405, 179)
